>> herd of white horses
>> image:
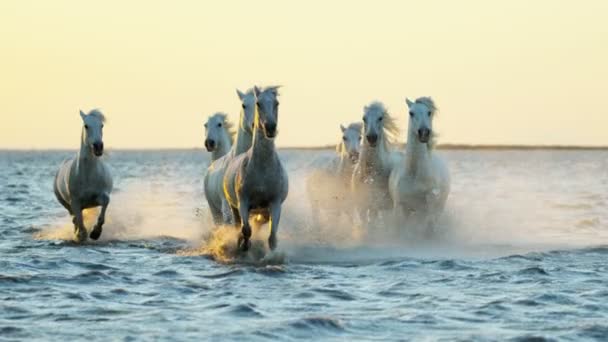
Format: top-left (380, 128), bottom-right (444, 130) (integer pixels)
top-left (53, 86), bottom-right (450, 252)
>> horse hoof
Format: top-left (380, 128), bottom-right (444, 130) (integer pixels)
top-left (75, 230), bottom-right (88, 243)
top-left (90, 227), bottom-right (102, 240)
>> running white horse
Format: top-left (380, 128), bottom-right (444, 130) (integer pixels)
top-left (351, 102), bottom-right (401, 222)
top-left (53, 109), bottom-right (113, 242)
top-left (223, 86), bottom-right (288, 251)
top-left (306, 122), bottom-right (362, 227)
top-left (204, 89), bottom-right (256, 224)
top-left (203, 112), bottom-right (234, 162)
top-left (389, 97), bottom-right (450, 232)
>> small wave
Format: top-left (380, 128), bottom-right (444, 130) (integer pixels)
top-left (509, 335), bottom-right (555, 342)
top-left (516, 266), bottom-right (549, 276)
top-left (225, 303), bottom-right (264, 318)
top-left (313, 288), bottom-right (356, 301)
top-left (153, 269), bottom-right (180, 277)
top-left (199, 269), bottom-right (244, 279)
top-left (289, 316), bottom-right (345, 331)
top-left (576, 324), bottom-right (608, 340)
top-left (0, 274), bottom-right (33, 284)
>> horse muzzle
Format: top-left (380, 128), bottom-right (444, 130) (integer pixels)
top-left (264, 123), bottom-right (278, 138)
top-left (92, 142), bottom-right (104, 156)
top-left (349, 151), bottom-right (360, 163)
top-left (204, 139), bottom-right (216, 151)
top-left (418, 128), bottom-right (431, 143)
top-left (366, 134), bottom-right (378, 147)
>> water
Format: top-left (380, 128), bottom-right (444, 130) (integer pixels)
top-left (1, 149), bottom-right (607, 341)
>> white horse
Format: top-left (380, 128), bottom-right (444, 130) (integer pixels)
top-left (389, 97), bottom-right (450, 232)
top-left (306, 122), bottom-right (362, 227)
top-left (53, 109), bottom-right (113, 242)
top-left (204, 112), bottom-right (234, 162)
top-left (351, 102), bottom-right (402, 222)
top-left (204, 89), bottom-right (256, 225)
top-left (223, 86), bottom-right (288, 251)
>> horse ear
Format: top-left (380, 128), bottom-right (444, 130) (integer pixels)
top-left (340, 124), bottom-right (346, 132)
top-left (253, 86), bottom-right (261, 97)
top-left (405, 98), bottom-right (414, 108)
top-left (236, 89), bottom-right (245, 100)
top-left (79, 110), bottom-right (86, 120)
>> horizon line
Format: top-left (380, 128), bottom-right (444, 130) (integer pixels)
top-left (1, 143), bottom-right (608, 152)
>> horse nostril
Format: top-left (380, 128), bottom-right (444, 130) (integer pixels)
top-left (265, 123), bottom-right (277, 137)
top-left (205, 139), bottom-right (215, 150)
top-left (367, 134), bottom-right (378, 144)
top-left (92, 142), bottom-right (104, 155)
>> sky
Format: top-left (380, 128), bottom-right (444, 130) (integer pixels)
top-left (1, 0), bottom-right (607, 149)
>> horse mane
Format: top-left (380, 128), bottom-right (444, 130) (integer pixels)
top-left (212, 112), bottom-right (236, 144)
top-left (415, 97), bottom-right (438, 149)
top-left (87, 109), bottom-right (106, 123)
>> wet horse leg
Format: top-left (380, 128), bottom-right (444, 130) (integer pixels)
top-left (90, 193), bottom-right (109, 240)
top-left (71, 202), bottom-right (87, 243)
top-left (237, 199), bottom-right (251, 251)
top-left (268, 201), bottom-right (282, 250)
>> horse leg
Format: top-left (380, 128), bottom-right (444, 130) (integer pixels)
top-left (268, 201), bottom-right (282, 251)
top-left (208, 203), bottom-right (223, 226)
top-left (71, 203), bottom-right (87, 243)
top-left (231, 206), bottom-right (242, 226)
top-left (220, 198), bottom-right (233, 225)
top-left (237, 200), bottom-right (251, 251)
top-left (90, 193), bottom-right (109, 240)
top-left (54, 188), bottom-right (73, 215)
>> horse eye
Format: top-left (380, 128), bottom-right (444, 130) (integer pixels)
top-left (428, 111), bottom-right (432, 116)
top-left (204, 123), bottom-right (208, 128)
top-left (378, 117), bottom-right (383, 121)
top-left (84, 125), bottom-right (89, 129)
top-left (242, 104), bottom-right (246, 109)
top-left (362, 117), bottom-right (367, 122)
top-left (409, 111), bottom-right (414, 117)
top-left (342, 136), bottom-right (347, 141)
top-left (217, 123), bottom-right (222, 128)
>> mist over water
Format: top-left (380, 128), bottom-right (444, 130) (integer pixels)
top-left (2, 149), bottom-right (607, 340)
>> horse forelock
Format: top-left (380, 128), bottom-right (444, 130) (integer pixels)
top-left (87, 109), bottom-right (106, 123)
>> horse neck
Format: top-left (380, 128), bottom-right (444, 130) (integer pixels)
top-left (250, 126), bottom-right (276, 165)
top-left (212, 132), bottom-right (232, 161)
top-left (336, 147), bottom-right (353, 175)
top-left (404, 129), bottom-right (431, 175)
top-left (234, 116), bottom-right (253, 155)
top-left (359, 138), bottom-right (389, 176)
top-left (78, 130), bottom-right (98, 170)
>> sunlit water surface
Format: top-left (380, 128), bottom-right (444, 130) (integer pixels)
top-left (1, 149), bottom-right (607, 340)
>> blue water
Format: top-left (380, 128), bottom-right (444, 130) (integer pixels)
top-left (1, 150), bottom-right (607, 341)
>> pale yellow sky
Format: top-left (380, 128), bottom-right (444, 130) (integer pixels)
top-left (1, 0), bottom-right (607, 149)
